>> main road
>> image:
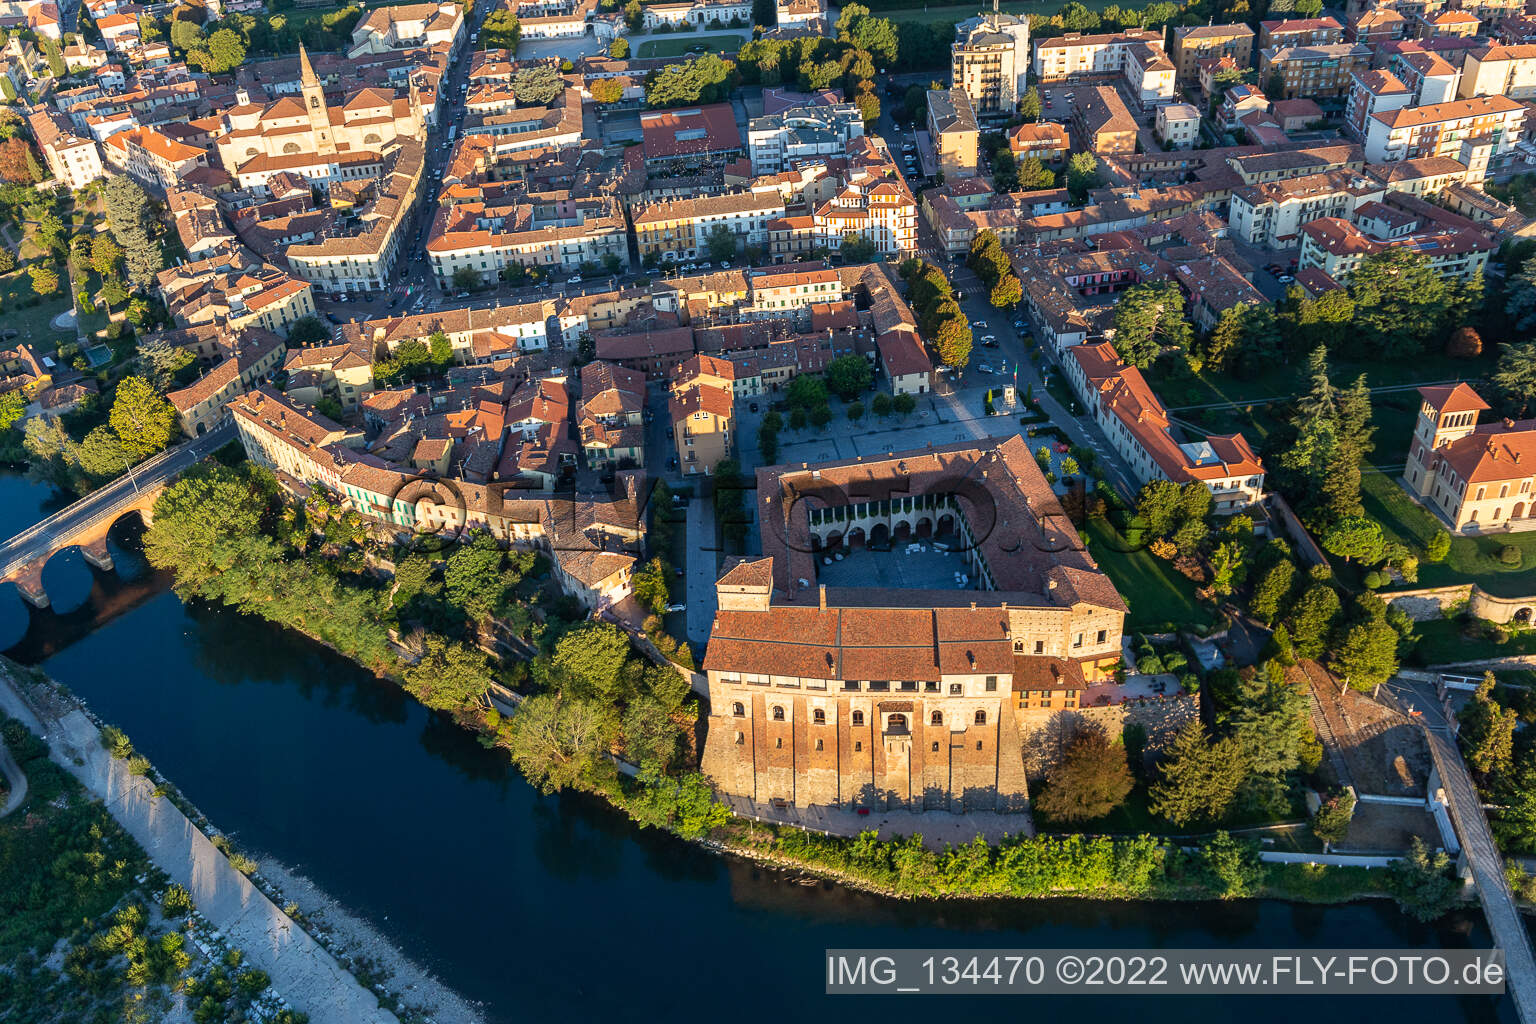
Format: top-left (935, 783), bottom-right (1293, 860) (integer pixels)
top-left (0, 420), bottom-right (236, 582)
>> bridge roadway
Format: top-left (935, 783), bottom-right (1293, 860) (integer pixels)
top-left (1381, 677), bottom-right (1536, 1024)
top-left (0, 421), bottom-right (236, 586)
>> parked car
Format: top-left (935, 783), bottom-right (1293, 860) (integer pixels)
top-left (568, 275), bottom-right (582, 286)
top-left (749, 401), bottom-right (759, 413)
top-left (1277, 273), bottom-right (1294, 283)
top-left (325, 312), bottom-right (342, 324)
top-left (664, 603), bottom-right (686, 613)
top-left (977, 363), bottom-right (994, 374)
top-left (667, 427), bottom-right (674, 438)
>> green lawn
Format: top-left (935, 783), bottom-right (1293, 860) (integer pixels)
top-left (1412, 617), bottom-right (1536, 665)
top-left (1083, 515), bottom-right (1214, 632)
top-left (1361, 470), bottom-right (1536, 596)
top-left (0, 268), bottom-right (75, 351)
top-left (637, 32), bottom-right (745, 58)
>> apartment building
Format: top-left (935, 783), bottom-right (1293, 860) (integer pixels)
top-left (1032, 29), bottom-right (1164, 82)
top-left (1298, 207), bottom-right (1495, 281)
top-left (103, 126), bottom-right (209, 192)
top-left (578, 360), bottom-right (646, 469)
top-left (1392, 49), bottom-right (1461, 103)
top-left (1007, 121), bottom-right (1069, 162)
top-left (926, 87), bottom-right (980, 179)
top-left (283, 342), bottom-right (376, 411)
top-left (1259, 43), bottom-right (1373, 99)
top-left (1124, 40), bottom-right (1177, 108)
top-left (670, 353), bottom-right (735, 475)
top-left (1259, 16), bottom-right (1344, 49)
top-left (1156, 103), bottom-right (1201, 149)
top-left (1228, 168), bottom-right (1386, 247)
top-left (951, 9), bottom-right (1031, 115)
top-left (747, 103), bottom-right (865, 174)
top-left (1347, 7), bottom-right (1408, 45)
top-left (1345, 69), bottom-right (1414, 139)
top-left (28, 108), bottom-right (103, 189)
top-left (1459, 43), bottom-right (1536, 99)
top-left (1073, 85), bottom-right (1138, 156)
top-left (427, 191), bottom-right (630, 287)
top-left (632, 189), bottom-right (786, 263)
top-left (1414, 9), bottom-right (1481, 38)
top-left (1363, 93), bottom-right (1526, 167)
top-left (1170, 23), bottom-right (1255, 84)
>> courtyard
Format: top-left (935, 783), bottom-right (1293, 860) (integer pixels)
top-left (813, 531), bottom-right (978, 592)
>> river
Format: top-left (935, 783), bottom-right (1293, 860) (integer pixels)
top-left (0, 473), bottom-right (1516, 1024)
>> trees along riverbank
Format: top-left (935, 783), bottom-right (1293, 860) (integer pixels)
top-left (140, 461), bottom-right (1461, 913)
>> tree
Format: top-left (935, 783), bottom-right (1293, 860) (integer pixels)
top-left (835, 3), bottom-right (898, 64)
top-left (591, 77), bottom-right (623, 104)
top-left (894, 392), bottom-right (916, 416)
top-left (443, 532), bottom-right (524, 623)
top-left (507, 693), bottom-right (616, 794)
top-left (853, 81), bottom-right (880, 124)
top-left (1264, 70), bottom-right (1286, 100)
top-left (839, 231), bottom-right (876, 264)
top-left (286, 315), bottom-right (327, 346)
top-left (1425, 529), bottom-right (1451, 563)
top-left (482, 9), bottom-right (523, 49)
top-left (1349, 248), bottom-right (1453, 359)
top-left (0, 138), bottom-right (38, 184)
top-left (623, 0), bottom-right (643, 29)
top-left (402, 635), bottom-right (493, 712)
top-left (512, 64), bottom-right (561, 106)
top-left (1385, 837), bottom-right (1458, 921)
top-left (1199, 831), bottom-right (1264, 898)
top-left (1066, 151), bottom-right (1101, 203)
top-left (76, 425), bottom-right (133, 481)
top-left (608, 37), bottom-right (628, 59)
top-left (28, 263), bottom-right (58, 296)
top-left (1209, 540), bottom-right (1246, 598)
top-left (91, 234), bottom-right (122, 278)
top-left (553, 621), bottom-right (632, 699)
top-left (631, 556), bottom-right (670, 616)
top-left (1015, 155), bottom-right (1055, 190)
top-left (1460, 673), bottom-right (1517, 779)
top-left (1018, 85), bottom-right (1041, 122)
top-left (704, 224), bottom-right (738, 263)
top-left (786, 374), bottom-right (828, 409)
top-left (451, 266), bottom-right (480, 291)
top-left (1332, 617), bottom-right (1400, 691)
top-left (1285, 584), bottom-right (1340, 661)
top-left (1034, 730), bottom-right (1133, 823)
top-left (1111, 280), bottom-right (1190, 368)
top-left (0, 246), bottom-right (14, 274)
top-left (1150, 722), bottom-right (1248, 827)
top-left (136, 335), bottom-right (192, 391)
top-left (824, 353), bottom-right (872, 400)
top-left (645, 54), bottom-right (736, 108)
top-left (194, 28), bottom-right (246, 73)
top-left (1310, 789), bottom-right (1355, 848)
top-left (1321, 514), bottom-right (1384, 564)
top-left (934, 314), bottom-right (972, 370)
top-left (1494, 342), bottom-right (1536, 416)
top-left (1446, 325), bottom-right (1482, 358)
top-left (990, 272), bottom-right (1022, 308)
top-left (170, 17), bottom-right (204, 52)
top-left (871, 392), bottom-right (892, 417)
top-left (103, 176), bottom-right (164, 288)
top-left (109, 376), bottom-right (177, 458)
top-left (0, 390), bottom-right (23, 432)
top-left (1248, 558), bottom-right (1295, 625)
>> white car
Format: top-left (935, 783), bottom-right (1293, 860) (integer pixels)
top-left (976, 363), bottom-right (994, 374)
top-left (665, 603), bottom-right (686, 613)
top-left (970, 319), bottom-right (987, 328)
top-left (568, 275), bottom-right (582, 285)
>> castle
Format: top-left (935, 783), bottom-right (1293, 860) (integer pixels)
top-left (699, 436), bottom-right (1127, 816)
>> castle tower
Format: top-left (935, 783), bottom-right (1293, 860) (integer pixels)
top-left (1407, 382), bottom-right (1489, 496)
top-left (299, 44), bottom-right (337, 157)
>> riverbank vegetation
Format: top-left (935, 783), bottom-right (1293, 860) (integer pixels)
top-left (0, 712), bottom-right (309, 1024)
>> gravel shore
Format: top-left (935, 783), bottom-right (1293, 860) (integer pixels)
top-left (255, 857), bottom-right (488, 1024)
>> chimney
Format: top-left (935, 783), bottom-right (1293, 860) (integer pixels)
top-left (818, 584), bottom-right (827, 610)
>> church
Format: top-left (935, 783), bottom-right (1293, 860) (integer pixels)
top-left (214, 44), bottom-right (423, 192)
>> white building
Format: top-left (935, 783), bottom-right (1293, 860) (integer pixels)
top-left (747, 103), bottom-right (865, 174)
top-left (1155, 102), bottom-right (1201, 148)
top-left (952, 9), bottom-right (1031, 115)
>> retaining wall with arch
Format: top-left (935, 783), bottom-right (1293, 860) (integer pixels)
top-left (1386, 583), bottom-right (1536, 625)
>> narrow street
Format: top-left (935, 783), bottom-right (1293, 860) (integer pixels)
top-left (685, 494), bottom-right (717, 647)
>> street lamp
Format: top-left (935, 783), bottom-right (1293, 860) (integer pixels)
top-left (121, 452), bottom-right (139, 495)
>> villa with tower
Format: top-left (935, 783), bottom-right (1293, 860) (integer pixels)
top-left (1406, 382), bottom-right (1536, 533)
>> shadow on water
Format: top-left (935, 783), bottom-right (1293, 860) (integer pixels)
top-left (0, 474), bottom-right (1513, 1024)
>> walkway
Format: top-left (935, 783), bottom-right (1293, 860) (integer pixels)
top-left (685, 494), bottom-right (717, 646)
top-left (0, 421), bottom-right (234, 581)
top-left (1382, 676), bottom-right (1536, 1024)
top-left (0, 671), bottom-right (398, 1024)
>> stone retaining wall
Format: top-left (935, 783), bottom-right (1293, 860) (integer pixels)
top-left (1386, 582), bottom-right (1536, 625)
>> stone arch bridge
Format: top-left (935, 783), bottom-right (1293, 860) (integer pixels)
top-left (0, 423), bottom-right (235, 608)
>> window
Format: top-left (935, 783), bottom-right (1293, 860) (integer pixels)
top-left (732, 702), bottom-right (744, 717)
top-left (985, 676), bottom-right (997, 692)
top-left (930, 711), bottom-right (943, 725)
top-left (1074, 633), bottom-right (1084, 648)
top-left (815, 738), bottom-right (824, 751)
top-left (899, 680), bottom-right (917, 692)
top-left (854, 741), bottom-right (862, 752)
top-left (842, 680), bottom-right (860, 691)
top-left (888, 713), bottom-right (907, 731)
top-left (868, 680), bottom-right (889, 692)
top-left (975, 710), bottom-right (987, 725)
top-left (925, 681), bottom-right (939, 692)
top-left (932, 741), bottom-right (940, 752)
top-left (775, 737), bottom-right (783, 748)
top-left (772, 706), bottom-right (785, 721)
top-left (851, 710), bottom-right (864, 726)
top-left (1034, 640), bottom-right (1045, 654)
top-left (813, 708), bottom-right (826, 724)
top-left (735, 731), bottom-right (744, 744)
top-left (949, 683), bottom-right (963, 695)
top-left (976, 741), bottom-right (983, 750)
top-left (1097, 629), bottom-right (1107, 644)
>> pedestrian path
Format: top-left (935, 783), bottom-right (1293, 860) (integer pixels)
top-left (0, 672), bottom-right (398, 1024)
